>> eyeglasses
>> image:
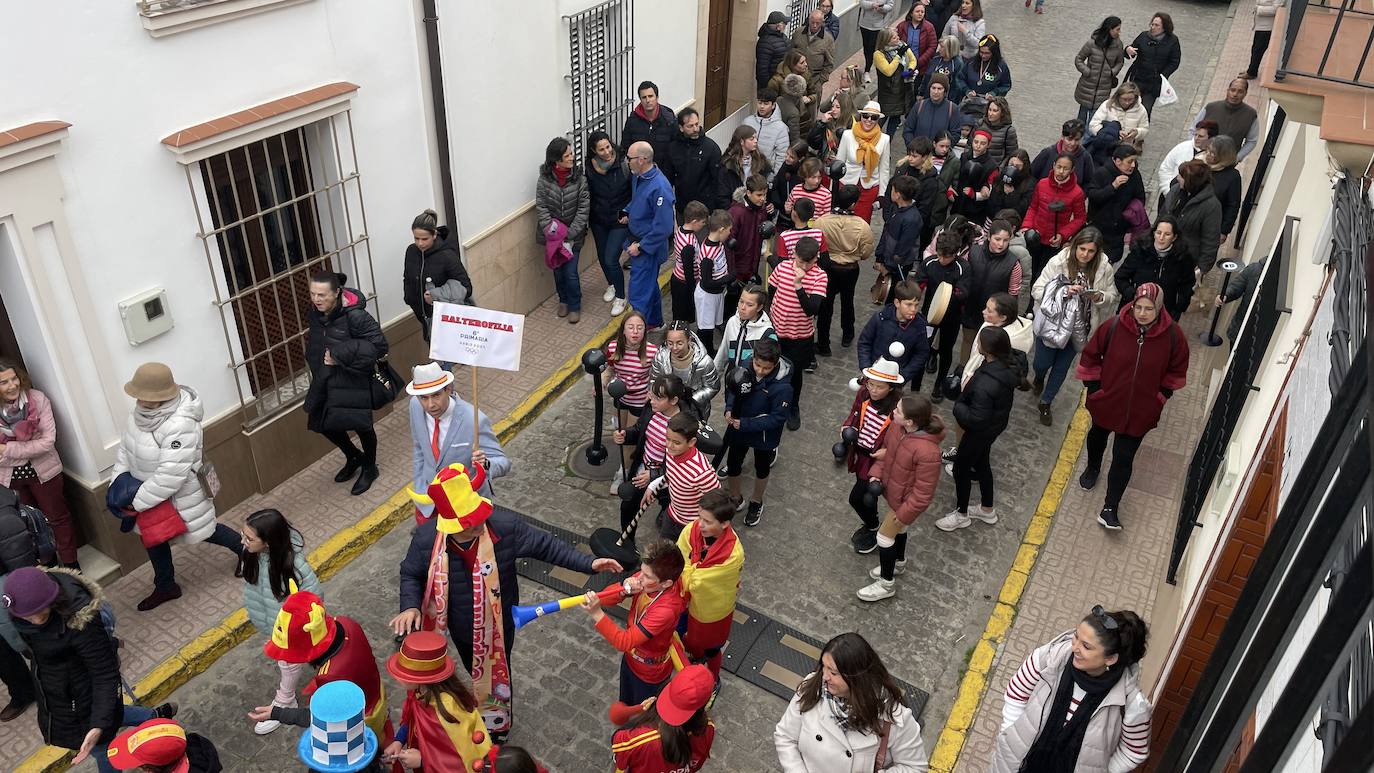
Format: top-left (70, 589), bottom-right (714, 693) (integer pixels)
top-left (859, 113), bottom-right (878, 121)
top-left (627, 155), bottom-right (646, 161)
top-left (1091, 605), bottom-right (1119, 630)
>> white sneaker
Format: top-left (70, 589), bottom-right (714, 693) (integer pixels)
top-left (856, 578), bottom-right (896, 601)
top-left (611, 297), bottom-right (627, 316)
top-left (603, 286), bottom-right (617, 303)
top-left (863, 72), bottom-right (873, 84)
top-left (609, 468), bottom-right (624, 495)
top-left (943, 461), bottom-right (954, 477)
top-left (970, 506), bottom-right (998, 525)
top-left (869, 561), bottom-right (906, 579)
top-left (935, 510), bottom-right (973, 531)
top-left (254, 718), bottom-right (281, 735)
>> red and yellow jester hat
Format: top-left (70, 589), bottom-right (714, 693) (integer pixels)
top-left (263, 587), bottom-right (337, 664)
top-left (407, 462), bottom-right (492, 534)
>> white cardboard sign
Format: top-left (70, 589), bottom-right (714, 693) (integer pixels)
top-left (429, 302), bottom-right (525, 371)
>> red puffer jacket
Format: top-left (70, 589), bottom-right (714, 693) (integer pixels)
top-left (869, 424), bottom-right (946, 525)
top-left (1076, 305), bottom-right (1190, 436)
top-left (1023, 172), bottom-right (1087, 246)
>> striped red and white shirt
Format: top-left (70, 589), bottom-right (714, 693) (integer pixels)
top-left (855, 401), bottom-right (892, 452)
top-left (767, 259), bottom-right (828, 340)
top-left (696, 240), bottom-right (728, 283)
top-left (776, 226), bottom-right (828, 262)
top-left (1002, 633), bottom-right (1152, 770)
top-left (788, 183), bottom-right (833, 218)
top-left (672, 228), bottom-right (697, 281)
top-left (665, 447), bottom-right (717, 525)
top-left (642, 412), bottom-right (670, 468)
top-left (607, 340), bottom-right (659, 408)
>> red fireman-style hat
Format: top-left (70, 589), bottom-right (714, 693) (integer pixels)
top-left (657, 665), bottom-right (715, 726)
top-left (107, 719), bottom-right (189, 772)
top-left (406, 463), bottom-right (492, 534)
top-left (263, 588), bottom-right (337, 664)
top-left (386, 630), bottom-right (456, 684)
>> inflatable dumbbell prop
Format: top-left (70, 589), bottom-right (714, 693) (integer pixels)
top-left (582, 349), bottom-right (609, 466)
top-left (828, 159), bottom-right (846, 182)
top-left (725, 365), bottom-right (754, 396)
top-left (833, 426), bottom-right (858, 463)
top-left (607, 377), bottom-right (628, 410)
top-left (863, 479), bottom-right (884, 510)
top-left (590, 477), bottom-right (665, 569)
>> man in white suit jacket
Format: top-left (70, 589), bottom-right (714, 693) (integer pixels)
top-left (407, 362), bottom-right (510, 522)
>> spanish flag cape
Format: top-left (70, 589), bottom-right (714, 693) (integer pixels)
top-left (399, 689), bottom-right (492, 772)
top-left (675, 522), bottom-right (744, 624)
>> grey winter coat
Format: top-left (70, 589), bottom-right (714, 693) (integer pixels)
top-left (650, 330), bottom-right (721, 420)
top-left (242, 538), bottom-right (321, 633)
top-left (534, 164), bottom-right (590, 247)
top-left (1164, 182), bottom-right (1224, 273)
top-left (1074, 37), bottom-right (1126, 109)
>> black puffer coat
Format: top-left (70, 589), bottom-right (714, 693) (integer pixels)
top-left (402, 226), bottom-right (472, 334)
top-left (953, 359), bottom-right (1018, 435)
top-left (585, 154), bottom-right (633, 229)
top-left (0, 486), bottom-right (37, 573)
top-left (756, 24), bottom-right (790, 90)
top-left (303, 284), bottom-right (389, 433)
top-left (1126, 31), bottom-right (1181, 99)
top-left (1086, 163), bottom-right (1146, 245)
top-left (1115, 238), bottom-right (1197, 320)
top-left (13, 569), bottom-right (122, 750)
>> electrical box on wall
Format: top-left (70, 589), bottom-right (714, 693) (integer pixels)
top-left (118, 288), bottom-right (174, 345)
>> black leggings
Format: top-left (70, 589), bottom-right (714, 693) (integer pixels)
top-left (932, 319), bottom-right (960, 391)
top-left (849, 476), bottom-right (879, 530)
top-left (954, 429), bottom-right (998, 511)
top-left (1084, 424), bottom-right (1146, 509)
top-left (861, 27), bottom-right (881, 73)
top-left (726, 441), bottom-right (775, 479)
top-left (323, 428), bottom-right (378, 465)
top-left (619, 470), bottom-right (668, 542)
top-left (818, 266), bottom-right (861, 343)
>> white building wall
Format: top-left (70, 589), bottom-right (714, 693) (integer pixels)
top-left (0, 0), bottom-right (437, 476)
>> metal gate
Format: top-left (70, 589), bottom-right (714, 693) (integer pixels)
top-left (565, 0), bottom-right (635, 159)
top-left (789, 0), bottom-right (819, 33)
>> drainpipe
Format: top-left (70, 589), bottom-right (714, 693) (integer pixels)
top-left (421, 0), bottom-right (458, 233)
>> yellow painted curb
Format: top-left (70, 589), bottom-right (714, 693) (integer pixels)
top-left (13, 283), bottom-right (670, 772)
top-left (928, 398), bottom-right (1091, 773)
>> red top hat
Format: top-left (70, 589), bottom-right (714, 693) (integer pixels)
top-left (386, 630), bottom-right (456, 684)
top-left (107, 719), bottom-right (189, 772)
top-left (263, 589), bottom-right (337, 664)
top-left (657, 665), bottom-right (715, 726)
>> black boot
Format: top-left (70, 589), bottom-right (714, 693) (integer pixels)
top-left (350, 465), bottom-right (379, 496)
top-left (334, 452), bottom-right (363, 483)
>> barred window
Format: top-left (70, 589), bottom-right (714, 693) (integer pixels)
top-left (789, 0), bottom-right (819, 33)
top-left (186, 113), bottom-right (376, 426)
top-left (565, 0), bottom-right (635, 159)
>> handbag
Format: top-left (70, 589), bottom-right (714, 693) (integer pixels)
top-left (369, 357), bottom-right (404, 410)
top-left (870, 272), bottom-right (892, 305)
top-left (195, 460), bottom-right (221, 500)
top-left (1157, 74), bottom-right (1179, 106)
top-left (874, 718), bottom-right (892, 770)
top-left (130, 500), bottom-right (188, 549)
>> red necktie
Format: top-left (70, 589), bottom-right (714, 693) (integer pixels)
top-left (431, 418), bottom-right (441, 461)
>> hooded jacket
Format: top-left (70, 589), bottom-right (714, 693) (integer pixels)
top-left (870, 424), bottom-right (945, 525)
top-left (242, 535), bottom-right (322, 633)
top-left (303, 286), bottom-right (389, 433)
top-left (112, 386), bottom-right (218, 544)
top-left (975, 115), bottom-right (1019, 168)
top-left (664, 130), bottom-right (726, 211)
top-left (534, 163), bottom-right (590, 246)
top-left (715, 311), bottom-right (778, 374)
top-left (621, 103), bottom-right (677, 160)
top-left (1074, 37), bottom-right (1127, 109)
top-left (1077, 304), bottom-right (1189, 437)
top-left (857, 305), bottom-right (932, 384)
top-left (742, 108), bottom-right (791, 183)
top-left (1163, 182), bottom-right (1223, 273)
top-left (651, 330), bottom-right (722, 420)
top-left (13, 569), bottom-right (122, 750)
top-left (402, 227), bottom-right (472, 332)
top-left (1023, 172), bottom-right (1087, 246)
top-left (727, 186), bottom-right (770, 280)
top-left (0, 486), bottom-right (37, 576)
top-left (725, 357), bottom-right (793, 450)
top-left (953, 359), bottom-right (1018, 435)
top-left (778, 73), bottom-right (814, 143)
top-left (962, 317), bottom-right (1033, 378)
top-left (756, 23), bottom-right (790, 90)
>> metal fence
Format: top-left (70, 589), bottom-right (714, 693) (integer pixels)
top-left (1329, 173), bottom-right (1373, 389)
top-left (1276, 0), bottom-right (1374, 88)
top-left (565, 0), bottom-right (635, 159)
top-left (185, 112), bottom-right (377, 428)
top-left (789, 0), bottom-right (820, 33)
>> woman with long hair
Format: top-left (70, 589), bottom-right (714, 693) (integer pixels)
top-left (896, 1), bottom-right (938, 74)
top-left (921, 36), bottom-right (967, 101)
top-left (942, 0), bottom-right (986, 61)
top-left (1074, 17), bottom-right (1126, 128)
top-left (585, 129), bottom-right (633, 315)
top-left (936, 326), bottom-right (1016, 532)
top-left (775, 632), bottom-right (928, 770)
top-left (1029, 227), bottom-right (1118, 426)
top-left (237, 509), bottom-right (320, 735)
top-left (1089, 82), bottom-right (1150, 151)
top-left (860, 394), bottom-right (944, 601)
top-left (873, 27), bottom-right (919, 137)
top-left (975, 95), bottom-right (1018, 167)
top-left (1115, 216), bottom-right (1195, 322)
top-left (0, 358), bottom-right (79, 568)
top-left (384, 631), bottom-right (491, 770)
top-left (1125, 12), bottom-right (1182, 116)
top-left (992, 608), bottom-right (1153, 771)
top-left (858, 0), bottom-right (900, 81)
top-left (956, 33), bottom-right (1012, 102)
top-left (535, 136), bottom-right (590, 323)
top-left (403, 208), bottom-right (472, 342)
top-left (613, 665), bottom-right (716, 772)
top-left (986, 150), bottom-right (1035, 222)
top-left (1162, 159), bottom-right (1223, 274)
top-left (720, 124), bottom-right (772, 197)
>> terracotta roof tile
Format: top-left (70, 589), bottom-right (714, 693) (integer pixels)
top-left (0, 120), bottom-right (71, 149)
top-left (160, 82), bottom-right (359, 148)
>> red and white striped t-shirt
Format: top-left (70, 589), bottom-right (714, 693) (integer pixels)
top-left (788, 183), bottom-right (833, 218)
top-left (642, 412), bottom-right (670, 468)
top-left (607, 340), bottom-right (659, 408)
top-left (672, 228), bottom-right (697, 281)
top-left (696, 241), bottom-right (728, 283)
top-left (665, 447), bottom-right (717, 525)
top-left (767, 259), bottom-right (829, 340)
top-left (855, 401), bottom-right (892, 452)
top-left (776, 227), bottom-right (828, 262)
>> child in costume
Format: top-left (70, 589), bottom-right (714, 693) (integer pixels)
top-left (670, 202), bottom-right (709, 323)
top-left (107, 718), bottom-right (222, 773)
top-left (655, 413), bottom-right (717, 542)
top-left (614, 375), bottom-right (691, 542)
top-left (582, 540), bottom-right (688, 705)
top-left (606, 311), bottom-right (658, 492)
top-left (841, 356), bottom-right (906, 555)
top-left (382, 631), bottom-right (491, 771)
top-left (691, 211), bottom-right (734, 357)
top-left (611, 665), bottom-right (716, 773)
top-left (675, 490), bottom-right (744, 679)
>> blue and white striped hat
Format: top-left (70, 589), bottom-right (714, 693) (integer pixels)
top-left (297, 681), bottom-right (378, 773)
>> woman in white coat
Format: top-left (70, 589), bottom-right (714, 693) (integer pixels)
top-left (836, 102), bottom-right (893, 223)
top-left (775, 632), bottom-right (929, 772)
top-left (113, 363), bottom-right (241, 612)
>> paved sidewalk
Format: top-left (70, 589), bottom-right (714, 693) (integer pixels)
top-left (952, 1), bottom-right (1265, 769)
top-left (5, 259), bottom-right (629, 769)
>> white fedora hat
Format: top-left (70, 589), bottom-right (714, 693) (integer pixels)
top-left (858, 100), bottom-right (885, 119)
top-left (406, 362), bottom-right (454, 396)
top-left (862, 357), bottom-right (905, 385)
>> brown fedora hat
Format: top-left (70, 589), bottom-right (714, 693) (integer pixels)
top-left (124, 362), bottom-right (180, 402)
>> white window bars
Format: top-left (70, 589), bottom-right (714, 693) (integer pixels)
top-left (565, 0), bottom-right (635, 159)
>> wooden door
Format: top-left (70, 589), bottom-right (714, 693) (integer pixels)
top-left (703, 0), bottom-right (734, 126)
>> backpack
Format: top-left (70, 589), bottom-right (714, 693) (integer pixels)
top-left (1032, 274), bottom-right (1090, 349)
top-left (15, 503), bottom-right (56, 566)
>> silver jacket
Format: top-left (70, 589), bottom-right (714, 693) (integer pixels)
top-left (650, 329), bottom-right (721, 420)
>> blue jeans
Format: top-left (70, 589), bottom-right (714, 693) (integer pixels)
top-left (1033, 339), bottom-right (1079, 406)
top-left (146, 521), bottom-right (242, 592)
top-left (590, 223), bottom-right (628, 300)
top-left (551, 246), bottom-right (583, 312)
top-left (95, 704), bottom-right (157, 773)
top-left (1077, 104), bottom-right (1094, 134)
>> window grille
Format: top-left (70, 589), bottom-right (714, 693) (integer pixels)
top-left (565, 0), bottom-right (635, 159)
top-left (1167, 218), bottom-right (1293, 583)
top-left (1328, 173), bottom-right (1372, 391)
top-left (185, 112), bottom-right (377, 428)
top-left (789, 0), bottom-right (819, 33)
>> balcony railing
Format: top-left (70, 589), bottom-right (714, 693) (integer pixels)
top-left (1276, 0), bottom-right (1374, 88)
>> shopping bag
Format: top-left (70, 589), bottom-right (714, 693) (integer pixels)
top-left (1157, 74), bottom-right (1179, 106)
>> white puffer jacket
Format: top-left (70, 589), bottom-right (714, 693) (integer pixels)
top-left (112, 387), bottom-right (218, 544)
